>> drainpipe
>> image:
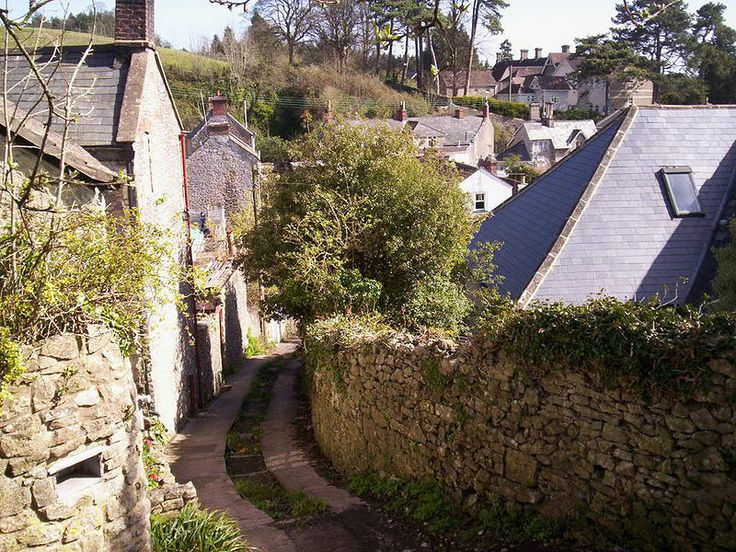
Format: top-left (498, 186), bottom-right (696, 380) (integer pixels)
top-left (180, 132), bottom-right (203, 411)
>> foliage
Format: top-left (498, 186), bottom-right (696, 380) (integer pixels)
top-left (257, 135), bottom-right (291, 164)
top-left (347, 472), bottom-right (563, 543)
top-left (422, 357), bottom-right (448, 391)
top-left (0, 327), bottom-right (23, 409)
top-left (503, 154), bottom-right (542, 184)
top-left (244, 331), bottom-right (272, 358)
top-left (0, 208), bottom-right (177, 357)
top-left (189, 266), bottom-right (222, 304)
top-left (556, 107), bottom-right (605, 123)
top-left (402, 275), bottom-right (471, 335)
top-left (572, 34), bottom-right (653, 86)
top-left (143, 438), bottom-right (164, 489)
top-left (657, 73), bottom-right (709, 104)
top-left (237, 124), bottom-right (485, 332)
top-left (151, 503), bottom-right (249, 552)
top-left (452, 96), bottom-right (529, 119)
top-left (714, 218), bottom-right (736, 312)
top-left (234, 478), bottom-right (327, 520)
top-left (480, 297), bottom-right (736, 398)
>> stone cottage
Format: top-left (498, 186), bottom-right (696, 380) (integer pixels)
top-left (1, 0), bottom-right (198, 432)
top-left (186, 95), bottom-right (286, 390)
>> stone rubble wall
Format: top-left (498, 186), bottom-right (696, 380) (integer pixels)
top-left (196, 317), bottom-right (224, 406)
top-left (0, 330), bottom-right (151, 552)
top-left (307, 333), bottom-right (736, 551)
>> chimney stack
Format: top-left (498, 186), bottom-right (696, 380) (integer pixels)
top-left (454, 107), bottom-right (464, 119)
top-left (543, 101), bottom-right (555, 127)
top-left (520, 49), bottom-right (529, 61)
top-left (115, 0), bottom-right (155, 47)
top-left (208, 92), bottom-right (230, 135)
top-left (395, 101), bottom-right (407, 122)
top-left (535, 47), bottom-right (542, 59)
top-left (561, 44), bottom-right (570, 54)
top-left (529, 101), bottom-right (541, 122)
top-left (482, 99), bottom-right (490, 119)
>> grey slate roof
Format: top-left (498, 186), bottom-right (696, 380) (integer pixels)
top-left (475, 105), bottom-right (736, 305)
top-left (523, 120), bottom-right (598, 150)
top-left (1, 45), bottom-right (130, 146)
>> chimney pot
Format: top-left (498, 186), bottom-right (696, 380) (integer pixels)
top-left (561, 44), bottom-right (570, 54)
top-left (482, 100), bottom-right (490, 119)
top-left (115, 0), bottom-right (155, 46)
top-left (543, 101), bottom-right (555, 126)
top-left (520, 49), bottom-right (529, 61)
top-left (395, 102), bottom-right (407, 122)
top-left (535, 47), bottom-right (542, 59)
top-left (455, 107), bottom-right (464, 119)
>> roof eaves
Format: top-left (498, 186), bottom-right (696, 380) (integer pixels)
top-left (518, 105), bottom-right (638, 307)
top-left (153, 49), bottom-right (183, 131)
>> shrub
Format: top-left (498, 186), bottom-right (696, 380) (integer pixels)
top-left (244, 331), bottom-right (271, 358)
top-left (151, 504), bottom-right (249, 552)
top-left (714, 218), bottom-right (736, 312)
top-left (480, 297), bottom-right (736, 397)
top-left (237, 124), bottom-right (489, 332)
top-left (453, 96), bottom-right (529, 119)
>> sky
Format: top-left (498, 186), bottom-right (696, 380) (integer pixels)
top-left (6, 0), bottom-right (736, 61)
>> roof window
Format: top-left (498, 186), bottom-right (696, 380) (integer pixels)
top-left (660, 167), bottom-right (703, 217)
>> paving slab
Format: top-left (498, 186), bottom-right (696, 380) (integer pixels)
top-left (167, 343), bottom-right (299, 552)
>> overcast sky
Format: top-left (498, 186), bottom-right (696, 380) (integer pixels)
top-left (6, 0), bottom-right (736, 61)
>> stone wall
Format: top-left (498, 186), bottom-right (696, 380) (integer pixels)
top-left (196, 317), bottom-right (224, 405)
top-left (307, 331), bottom-right (736, 550)
top-left (0, 330), bottom-right (151, 552)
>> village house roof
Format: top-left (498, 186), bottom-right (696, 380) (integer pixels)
top-left (522, 119), bottom-right (598, 150)
top-left (475, 105), bottom-right (736, 306)
top-left (347, 112), bottom-right (485, 147)
top-left (526, 75), bottom-right (574, 92)
top-left (0, 101), bottom-right (117, 182)
top-left (0, 43), bottom-right (181, 147)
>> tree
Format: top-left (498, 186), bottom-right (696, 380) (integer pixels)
top-left (657, 73), bottom-right (708, 103)
top-left (689, 2), bottom-right (736, 103)
top-left (612, 0), bottom-right (692, 75)
top-left (714, 218), bottom-right (736, 312)
top-left (464, 0), bottom-right (507, 95)
top-left (573, 34), bottom-right (653, 110)
top-left (313, 0), bottom-right (361, 71)
top-left (236, 124), bottom-right (481, 332)
top-left (499, 38), bottom-right (512, 60)
top-left (255, 0), bottom-right (315, 64)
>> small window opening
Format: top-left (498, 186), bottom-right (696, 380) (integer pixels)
top-left (474, 193), bottom-right (486, 211)
top-left (660, 167), bottom-right (703, 217)
top-left (50, 447), bottom-right (104, 503)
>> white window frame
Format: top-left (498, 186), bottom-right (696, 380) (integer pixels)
top-left (474, 193), bottom-right (486, 212)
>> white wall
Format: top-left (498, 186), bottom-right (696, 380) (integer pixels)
top-left (459, 169), bottom-right (513, 213)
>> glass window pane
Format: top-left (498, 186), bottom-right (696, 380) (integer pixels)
top-left (664, 171), bottom-right (702, 216)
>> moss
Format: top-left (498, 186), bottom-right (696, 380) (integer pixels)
top-left (422, 358), bottom-right (448, 391)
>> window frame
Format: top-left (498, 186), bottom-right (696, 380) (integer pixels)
top-left (474, 193), bottom-right (486, 212)
top-left (660, 166), bottom-right (704, 218)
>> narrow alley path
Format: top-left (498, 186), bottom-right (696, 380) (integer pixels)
top-left (166, 343), bottom-right (298, 552)
top-left (167, 343), bottom-right (447, 552)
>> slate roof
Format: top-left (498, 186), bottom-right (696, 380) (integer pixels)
top-left (497, 140), bottom-right (531, 162)
top-left (526, 75), bottom-right (574, 92)
top-left (440, 70), bottom-right (496, 89)
top-left (523, 120), bottom-right (598, 150)
top-left (189, 113), bottom-right (258, 155)
top-left (1, 45), bottom-right (131, 146)
top-left (347, 114), bottom-right (484, 147)
top-left (475, 105), bottom-right (736, 306)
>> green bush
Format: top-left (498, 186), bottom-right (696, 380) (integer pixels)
top-left (257, 135), bottom-right (291, 164)
top-left (481, 297), bottom-right (736, 397)
top-left (714, 218), bottom-right (736, 312)
top-left (244, 331), bottom-right (271, 358)
top-left (151, 504), bottom-right (248, 552)
top-left (0, 327), bottom-right (23, 409)
top-left (453, 96), bottom-right (530, 119)
top-left (402, 276), bottom-right (471, 335)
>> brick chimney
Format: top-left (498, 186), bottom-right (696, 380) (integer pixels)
top-left (561, 44), bottom-right (570, 54)
top-left (115, 0), bottom-right (155, 47)
top-left (395, 101), bottom-right (407, 122)
top-left (482, 100), bottom-right (490, 119)
top-left (535, 47), bottom-right (542, 59)
top-left (208, 92), bottom-right (230, 135)
top-left (520, 49), bottom-right (529, 61)
top-left (454, 107), bottom-right (464, 119)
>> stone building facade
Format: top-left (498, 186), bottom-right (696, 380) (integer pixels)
top-left (0, 330), bottom-right (151, 552)
top-left (307, 329), bottom-right (736, 550)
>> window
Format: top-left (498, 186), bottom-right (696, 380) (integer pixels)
top-left (474, 193), bottom-right (486, 211)
top-left (660, 167), bottom-right (703, 217)
top-left (49, 447), bottom-right (105, 503)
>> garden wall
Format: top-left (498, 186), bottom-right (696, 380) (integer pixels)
top-left (307, 330), bottom-right (736, 550)
top-left (0, 330), bottom-right (151, 551)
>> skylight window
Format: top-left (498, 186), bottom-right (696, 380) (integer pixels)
top-left (660, 167), bottom-right (703, 217)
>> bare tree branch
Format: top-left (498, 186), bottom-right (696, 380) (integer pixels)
top-left (621, 0), bottom-right (682, 27)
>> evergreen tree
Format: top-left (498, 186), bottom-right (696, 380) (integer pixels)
top-left (689, 2), bottom-right (736, 103)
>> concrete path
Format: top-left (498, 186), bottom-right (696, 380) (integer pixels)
top-left (261, 357), bottom-right (363, 513)
top-left (167, 344), bottom-right (298, 552)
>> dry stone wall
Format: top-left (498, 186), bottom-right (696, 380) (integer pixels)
top-left (0, 330), bottom-right (151, 552)
top-left (307, 332), bottom-right (736, 551)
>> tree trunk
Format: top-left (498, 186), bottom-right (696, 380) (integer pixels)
top-left (464, 0), bottom-right (480, 96)
top-left (401, 32), bottom-right (410, 84)
top-left (386, 19), bottom-right (395, 80)
top-left (375, 41), bottom-right (381, 75)
top-left (415, 34), bottom-right (423, 89)
top-left (288, 40), bottom-right (295, 65)
top-left (428, 29), bottom-right (440, 94)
